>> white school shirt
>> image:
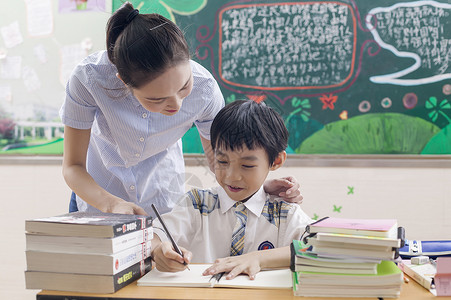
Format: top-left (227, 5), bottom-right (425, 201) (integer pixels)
top-left (153, 186), bottom-right (312, 263)
top-left (59, 51), bottom-right (224, 215)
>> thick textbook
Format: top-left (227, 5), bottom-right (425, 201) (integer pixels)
top-left (290, 239), bottom-right (380, 272)
top-left (315, 232), bottom-right (401, 248)
top-left (293, 283), bottom-right (402, 298)
top-left (25, 227), bottom-right (153, 254)
top-left (25, 257), bottom-right (151, 293)
top-left (307, 217), bottom-right (398, 238)
top-left (137, 264), bottom-right (292, 289)
top-left (293, 260), bottom-right (403, 286)
top-left (26, 241), bottom-right (152, 275)
top-left (311, 244), bottom-right (396, 260)
top-left (25, 212), bottom-right (152, 238)
top-left (292, 264), bottom-right (377, 274)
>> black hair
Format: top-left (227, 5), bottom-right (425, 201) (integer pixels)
top-left (210, 100), bottom-right (288, 166)
top-left (106, 2), bottom-right (190, 88)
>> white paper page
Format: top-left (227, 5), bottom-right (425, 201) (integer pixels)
top-left (137, 264), bottom-right (213, 287)
top-left (1, 56), bottom-right (22, 79)
top-left (59, 44), bottom-right (87, 86)
top-left (0, 21), bottom-right (23, 48)
top-left (22, 66), bottom-right (41, 92)
top-left (25, 0), bottom-right (53, 37)
top-left (215, 268), bottom-right (293, 289)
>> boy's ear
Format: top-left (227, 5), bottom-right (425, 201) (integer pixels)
top-left (270, 151), bottom-right (287, 171)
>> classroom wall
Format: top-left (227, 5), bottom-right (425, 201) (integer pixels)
top-left (1, 159), bottom-right (450, 299)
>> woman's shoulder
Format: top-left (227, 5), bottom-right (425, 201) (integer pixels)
top-left (72, 51), bottom-right (120, 87)
top-left (190, 60), bottom-right (215, 81)
top-left (77, 51), bottom-right (111, 68)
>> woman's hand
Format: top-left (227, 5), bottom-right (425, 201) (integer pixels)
top-left (263, 176), bottom-right (303, 204)
top-left (108, 197), bottom-right (148, 215)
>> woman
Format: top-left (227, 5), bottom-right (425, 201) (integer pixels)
top-left (60, 2), bottom-right (302, 216)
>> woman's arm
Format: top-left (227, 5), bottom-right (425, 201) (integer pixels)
top-left (62, 125), bottom-right (147, 215)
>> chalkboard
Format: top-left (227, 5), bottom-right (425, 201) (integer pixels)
top-left (2, 0), bottom-right (450, 155)
top-left (116, 0), bottom-right (451, 155)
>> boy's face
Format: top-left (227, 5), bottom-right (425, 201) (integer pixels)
top-left (214, 145), bottom-right (274, 202)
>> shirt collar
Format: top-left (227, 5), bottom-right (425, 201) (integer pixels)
top-left (218, 185), bottom-right (266, 217)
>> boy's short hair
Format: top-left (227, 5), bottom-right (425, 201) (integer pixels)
top-left (211, 100), bottom-right (288, 166)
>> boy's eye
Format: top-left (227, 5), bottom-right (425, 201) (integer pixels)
top-left (242, 165), bottom-right (255, 169)
top-left (217, 160), bottom-right (228, 165)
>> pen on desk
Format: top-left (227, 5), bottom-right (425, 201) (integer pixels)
top-left (151, 204), bottom-right (190, 270)
top-left (210, 272), bottom-right (225, 283)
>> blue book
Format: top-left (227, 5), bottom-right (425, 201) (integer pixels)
top-left (400, 240), bottom-right (451, 259)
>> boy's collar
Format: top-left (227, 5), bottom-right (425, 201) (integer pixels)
top-left (218, 185), bottom-right (266, 217)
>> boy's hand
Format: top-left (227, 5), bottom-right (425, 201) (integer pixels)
top-left (152, 241), bottom-right (192, 272)
top-left (263, 176), bottom-right (303, 204)
top-left (202, 253), bottom-right (261, 280)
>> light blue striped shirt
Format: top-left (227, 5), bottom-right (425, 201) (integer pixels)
top-left (59, 51), bottom-right (224, 215)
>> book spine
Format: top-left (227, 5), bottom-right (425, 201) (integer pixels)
top-left (113, 257), bottom-right (152, 292)
top-left (290, 242), bottom-right (296, 272)
top-left (111, 216), bottom-right (153, 237)
top-left (113, 242), bottom-right (152, 274)
top-left (112, 227), bottom-right (153, 253)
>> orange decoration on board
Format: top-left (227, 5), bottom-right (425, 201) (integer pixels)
top-left (246, 95), bottom-right (267, 103)
top-left (339, 110), bottom-right (348, 120)
top-left (319, 94), bottom-right (338, 110)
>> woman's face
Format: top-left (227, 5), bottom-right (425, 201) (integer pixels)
top-left (131, 62), bottom-right (193, 116)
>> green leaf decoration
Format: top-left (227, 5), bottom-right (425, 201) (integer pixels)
top-left (425, 96), bottom-right (437, 109)
top-left (163, 0), bottom-right (207, 15)
top-left (225, 94), bottom-right (236, 104)
top-left (439, 99), bottom-right (451, 109)
top-left (428, 111), bottom-right (438, 122)
top-left (422, 123), bottom-right (451, 154)
top-left (113, 1), bottom-right (173, 21)
top-left (297, 113), bottom-right (440, 154)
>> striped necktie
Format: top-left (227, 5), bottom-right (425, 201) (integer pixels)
top-left (230, 202), bottom-right (247, 256)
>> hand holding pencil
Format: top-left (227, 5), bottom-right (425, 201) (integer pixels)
top-left (150, 204), bottom-right (192, 272)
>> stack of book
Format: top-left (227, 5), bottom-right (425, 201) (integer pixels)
top-left (25, 212), bottom-right (153, 293)
top-left (291, 217), bottom-right (404, 298)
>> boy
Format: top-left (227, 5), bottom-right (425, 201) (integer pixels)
top-left (151, 100), bottom-right (312, 279)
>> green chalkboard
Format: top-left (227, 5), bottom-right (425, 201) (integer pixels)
top-left (117, 0), bottom-right (451, 155)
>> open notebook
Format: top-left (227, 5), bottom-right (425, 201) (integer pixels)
top-left (137, 264), bottom-right (292, 289)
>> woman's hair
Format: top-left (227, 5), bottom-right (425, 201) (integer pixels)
top-left (106, 2), bottom-right (190, 88)
top-left (210, 100), bottom-right (289, 166)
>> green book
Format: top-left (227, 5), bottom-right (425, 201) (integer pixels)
top-left (294, 260), bottom-right (403, 286)
top-left (293, 259), bottom-right (403, 297)
top-left (290, 240), bottom-right (380, 272)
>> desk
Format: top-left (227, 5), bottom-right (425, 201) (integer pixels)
top-left (36, 277), bottom-right (451, 300)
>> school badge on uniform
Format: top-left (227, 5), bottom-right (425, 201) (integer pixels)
top-left (258, 241), bottom-right (274, 250)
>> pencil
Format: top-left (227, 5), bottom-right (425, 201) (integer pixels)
top-left (151, 204), bottom-right (190, 270)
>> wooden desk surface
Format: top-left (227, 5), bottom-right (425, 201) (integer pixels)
top-left (37, 276), bottom-right (451, 300)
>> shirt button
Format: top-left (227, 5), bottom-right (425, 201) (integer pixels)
top-left (139, 137), bottom-right (144, 142)
top-left (135, 153), bottom-right (140, 157)
top-left (142, 113), bottom-right (147, 118)
top-left (130, 185), bottom-right (135, 190)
